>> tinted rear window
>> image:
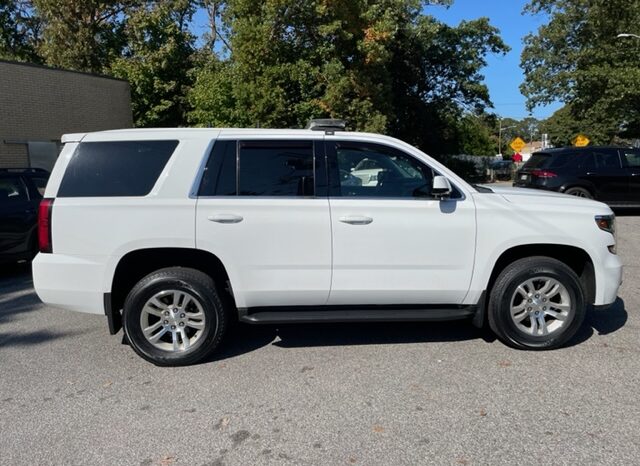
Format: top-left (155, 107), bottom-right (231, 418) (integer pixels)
top-left (58, 140), bottom-right (178, 197)
top-left (198, 140), bottom-right (237, 196)
top-left (523, 152), bottom-right (552, 169)
top-left (238, 141), bottom-right (314, 196)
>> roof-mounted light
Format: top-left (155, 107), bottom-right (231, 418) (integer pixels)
top-left (306, 119), bottom-right (347, 133)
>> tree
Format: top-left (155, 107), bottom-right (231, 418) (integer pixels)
top-left (110, 0), bottom-right (197, 127)
top-left (31, 0), bottom-right (132, 73)
top-left (0, 0), bottom-right (42, 62)
top-left (188, 0), bottom-right (508, 156)
top-left (454, 115), bottom-right (497, 156)
top-left (541, 104), bottom-right (616, 146)
top-left (521, 0), bottom-right (640, 142)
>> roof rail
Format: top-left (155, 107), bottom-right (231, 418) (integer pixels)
top-left (306, 119), bottom-right (347, 133)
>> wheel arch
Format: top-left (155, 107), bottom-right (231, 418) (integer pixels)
top-left (106, 248), bottom-right (235, 335)
top-left (473, 243), bottom-right (596, 329)
top-left (487, 244), bottom-right (595, 303)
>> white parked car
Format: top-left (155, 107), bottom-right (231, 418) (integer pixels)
top-left (33, 121), bottom-right (622, 366)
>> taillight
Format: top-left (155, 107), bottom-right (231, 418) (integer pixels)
top-left (38, 198), bottom-right (54, 253)
top-left (531, 169), bottom-right (557, 178)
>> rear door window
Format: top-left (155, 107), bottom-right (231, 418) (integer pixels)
top-left (0, 177), bottom-right (29, 204)
top-left (198, 140), bottom-right (237, 196)
top-left (198, 140), bottom-right (317, 197)
top-left (238, 141), bottom-right (314, 196)
top-left (592, 149), bottom-right (622, 169)
top-left (621, 149), bottom-right (640, 168)
top-left (57, 140), bottom-right (178, 197)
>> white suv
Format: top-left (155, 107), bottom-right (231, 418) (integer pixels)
top-left (33, 122), bottom-right (623, 365)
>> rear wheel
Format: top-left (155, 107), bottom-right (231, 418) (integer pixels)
top-left (564, 186), bottom-right (593, 199)
top-left (488, 257), bottom-right (586, 350)
top-left (123, 267), bottom-right (228, 366)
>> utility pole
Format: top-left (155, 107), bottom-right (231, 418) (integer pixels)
top-left (498, 119), bottom-right (517, 157)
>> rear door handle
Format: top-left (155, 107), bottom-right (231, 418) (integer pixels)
top-left (339, 215), bottom-right (373, 225)
top-left (208, 214), bottom-right (243, 224)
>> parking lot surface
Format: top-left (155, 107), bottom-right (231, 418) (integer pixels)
top-left (1, 216), bottom-right (639, 466)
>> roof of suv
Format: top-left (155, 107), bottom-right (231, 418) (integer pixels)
top-left (534, 145), bottom-right (631, 155)
top-left (62, 128), bottom-right (394, 143)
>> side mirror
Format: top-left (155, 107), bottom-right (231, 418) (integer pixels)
top-left (431, 175), bottom-right (452, 198)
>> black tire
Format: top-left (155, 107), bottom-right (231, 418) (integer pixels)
top-left (123, 267), bottom-right (228, 366)
top-left (564, 186), bottom-right (593, 199)
top-left (488, 257), bottom-right (586, 350)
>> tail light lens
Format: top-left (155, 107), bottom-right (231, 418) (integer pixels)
top-left (38, 198), bottom-right (54, 253)
top-left (531, 169), bottom-right (557, 178)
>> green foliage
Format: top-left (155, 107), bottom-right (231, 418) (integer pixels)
top-left (188, 0), bottom-right (509, 156)
top-left (3, 0), bottom-right (509, 146)
top-left (110, 1), bottom-right (197, 127)
top-left (541, 104), bottom-right (614, 146)
top-left (521, 0), bottom-right (640, 141)
top-left (32, 0), bottom-right (131, 73)
top-left (454, 115), bottom-right (496, 156)
top-left (0, 0), bottom-right (41, 62)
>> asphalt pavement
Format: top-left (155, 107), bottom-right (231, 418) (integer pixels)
top-left (1, 215), bottom-right (639, 465)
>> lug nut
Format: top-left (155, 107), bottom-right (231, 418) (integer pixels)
top-left (543, 307), bottom-right (547, 311)
top-left (528, 299), bottom-right (532, 303)
top-left (527, 307), bottom-right (532, 311)
top-left (164, 320), bottom-right (169, 324)
top-left (171, 325), bottom-right (176, 330)
top-left (179, 322), bottom-right (185, 327)
top-left (164, 311), bottom-right (170, 316)
top-left (543, 298), bottom-right (547, 302)
top-left (180, 313), bottom-right (186, 318)
top-left (535, 294), bottom-right (540, 298)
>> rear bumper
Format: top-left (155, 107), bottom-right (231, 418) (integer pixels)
top-left (32, 253), bottom-right (108, 315)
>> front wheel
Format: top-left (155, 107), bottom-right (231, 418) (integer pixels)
top-left (123, 267), bottom-right (228, 366)
top-left (564, 186), bottom-right (593, 199)
top-left (488, 257), bottom-right (586, 350)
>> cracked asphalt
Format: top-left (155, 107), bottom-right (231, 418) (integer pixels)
top-left (0, 215), bottom-right (639, 465)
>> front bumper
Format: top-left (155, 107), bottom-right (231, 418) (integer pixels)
top-left (594, 251), bottom-right (623, 306)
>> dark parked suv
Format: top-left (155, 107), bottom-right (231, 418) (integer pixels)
top-left (513, 146), bottom-right (640, 206)
top-left (0, 168), bottom-right (49, 263)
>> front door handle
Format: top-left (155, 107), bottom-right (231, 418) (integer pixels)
top-left (208, 214), bottom-right (243, 224)
top-left (339, 215), bottom-right (373, 225)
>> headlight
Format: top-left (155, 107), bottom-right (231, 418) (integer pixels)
top-left (595, 215), bottom-right (615, 234)
top-left (595, 214), bottom-right (616, 254)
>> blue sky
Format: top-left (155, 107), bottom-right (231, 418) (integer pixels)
top-left (427, 0), bottom-right (562, 120)
top-left (191, 0), bottom-right (562, 121)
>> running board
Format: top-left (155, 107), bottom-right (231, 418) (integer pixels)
top-left (238, 306), bottom-right (476, 325)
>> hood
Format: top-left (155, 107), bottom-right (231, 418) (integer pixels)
top-left (477, 185), bottom-right (612, 212)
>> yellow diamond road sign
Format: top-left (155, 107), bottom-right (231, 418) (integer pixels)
top-left (510, 137), bottom-right (526, 153)
top-left (573, 134), bottom-right (590, 147)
